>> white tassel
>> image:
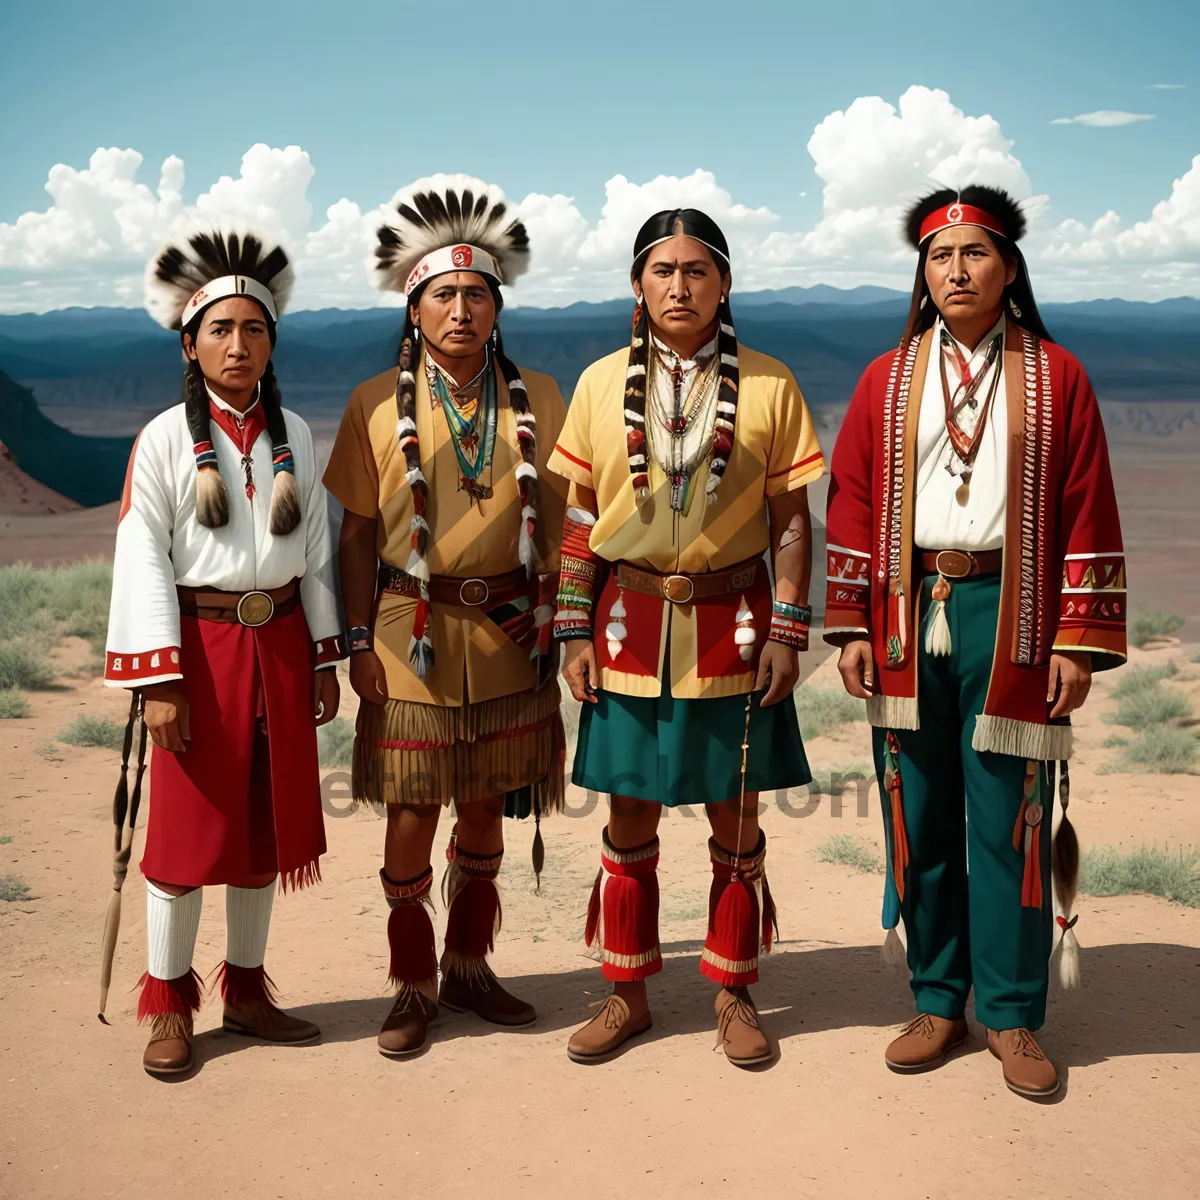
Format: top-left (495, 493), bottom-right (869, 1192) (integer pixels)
top-left (1050, 920), bottom-right (1081, 990)
top-left (925, 575), bottom-right (951, 656)
top-left (882, 925), bottom-right (910, 977)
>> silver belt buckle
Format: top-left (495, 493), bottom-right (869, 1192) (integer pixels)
top-left (458, 578), bottom-right (490, 606)
top-left (663, 574), bottom-right (695, 605)
top-left (236, 590), bottom-right (275, 627)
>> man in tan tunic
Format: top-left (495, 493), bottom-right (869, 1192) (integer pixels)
top-left (324, 175), bottom-right (568, 1057)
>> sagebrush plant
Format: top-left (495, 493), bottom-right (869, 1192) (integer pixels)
top-left (806, 762), bottom-right (874, 796)
top-left (1129, 610), bottom-right (1185, 648)
top-left (58, 713), bottom-right (126, 751)
top-left (1078, 844), bottom-right (1200, 908)
top-left (0, 874), bottom-right (30, 902)
top-left (794, 686), bottom-right (865, 741)
top-left (0, 688), bottom-right (31, 718)
top-left (1111, 660), bottom-right (1179, 699)
top-left (818, 833), bottom-right (884, 875)
top-left (316, 716), bottom-right (355, 767)
top-left (1104, 684), bottom-right (1192, 731)
top-left (1100, 726), bottom-right (1200, 775)
top-left (0, 641), bottom-right (54, 691)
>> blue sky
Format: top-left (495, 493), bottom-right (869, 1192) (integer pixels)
top-left (1, 0), bottom-right (1196, 308)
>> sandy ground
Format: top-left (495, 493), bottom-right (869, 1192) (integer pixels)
top-left (2, 634), bottom-right (1199, 1199)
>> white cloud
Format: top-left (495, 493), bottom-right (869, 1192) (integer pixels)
top-left (1148, 83), bottom-right (1186, 90)
top-left (1050, 111), bottom-right (1155, 127)
top-left (2, 87), bottom-right (1199, 310)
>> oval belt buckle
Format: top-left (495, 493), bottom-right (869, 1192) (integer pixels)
top-left (458, 578), bottom-right (490, 606)
top-left (663, 574), bottom-right (695, 605)
top-left (236, 590), bottom-right (275, 627)
top-left (934, 549), bottom-right (973, 580)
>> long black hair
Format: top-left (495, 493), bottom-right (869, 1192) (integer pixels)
top-left (901, 185), bottom-right (1053, 344)
top-left (624, 208), bottom-right (741, 506)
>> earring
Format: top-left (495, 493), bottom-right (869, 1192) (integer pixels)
top-left (1009, 296), bottom-right (1023, 319)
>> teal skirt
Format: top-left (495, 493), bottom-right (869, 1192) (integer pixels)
top-left (573, 665), bottom-right (811, 807)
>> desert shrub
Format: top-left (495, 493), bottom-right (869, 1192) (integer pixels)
top-left (1104, 684), bottom-right (1192, 731)
top-left (316, 716), bottom-right (355, 767)
top-left (0, 835), bottom-right (12, 844)
top-left (818, 834), bottom-right (884, 875)
top-left (794, 686), bottom-right (864, 741)
top-left (1129, 610), bottom-right (1185, 648)
top-left (0, 560), bottom-right (114, 667)
top-left (58, 713), bottom-right (126, 750)
top-left (1078, 844), bottom-right (1200, 908)
top-left (0, 874), bottom-right (30, 902)
top-left (0, 640), bottom-right (55, 691)
top-left (1100, 726), bottom-right (1200, 775)
top-left (0, 689), bottom-right (31, 718)
top-left (1112, 661), bottom-right (1179, 698)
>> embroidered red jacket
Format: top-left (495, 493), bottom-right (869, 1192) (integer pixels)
top-left (824, 324), bottom-right (1125, 761)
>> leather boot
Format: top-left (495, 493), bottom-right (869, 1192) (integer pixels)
top-left (378, 988), bottom-right (438, 1058)
top-left (439, 964), bottom-right (536, 1027)
top-left (143, 1011), bottom-right (194, 1077)
top-left (987, 1027), bottom-right (1060, 1097)
top-left (567, 994), bottom-right (652, 1063)
top-left (714, 986), bottom-right (772, 1067)
top-left (885, 1013), bottom-right (970, 1072)
top-left (222, 1001), bottom-right (320, 1043)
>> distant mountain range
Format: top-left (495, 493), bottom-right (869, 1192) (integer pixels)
top-left (0, 285), bottom-right (1196, 505)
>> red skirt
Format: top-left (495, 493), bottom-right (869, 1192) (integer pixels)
top-left (140, 605), bottom-right (326, 889)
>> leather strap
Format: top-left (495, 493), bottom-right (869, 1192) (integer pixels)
top-left (177, 579), bottom-right (299, 625)
top-left (615, 556), bottom-right (759, 604)
top-left (377, 563), bottom-right (532, 608)
top-left (917, 548), bottom-right (1003, 578)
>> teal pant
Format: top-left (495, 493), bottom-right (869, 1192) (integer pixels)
top-left (872, 573), bottom-right (1054, 1031)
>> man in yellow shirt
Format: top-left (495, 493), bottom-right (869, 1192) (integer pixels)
top-left (548, 208), bottom-right (825, 1067)
top-left (324, 176), bottom-right (568, 1057)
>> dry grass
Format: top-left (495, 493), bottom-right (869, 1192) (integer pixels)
top-left (794, 686), bottom-right (864, 741)
top-left (1129, 610), bottom-right (1185, 648)
top-left (818, 834), bottom-right (884, 875)
top-left (0, 874), bottom-right (30, 902)
top-left (0, 688), bottom-right (31, 719)
top-left (57, 714), bottom-right (126, 751)
top-left (1078, 844), bottom-right (1200, 908)
top-left (317, 716), bottom-right (355, 767)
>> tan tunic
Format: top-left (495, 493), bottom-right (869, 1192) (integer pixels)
top-left (324, 352), bottom-right (568, 706)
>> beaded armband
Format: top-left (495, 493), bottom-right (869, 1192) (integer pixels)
top-left (769, 599), bottom-right (811, 651)
top-left (553, 506), bottom-right (599, 642)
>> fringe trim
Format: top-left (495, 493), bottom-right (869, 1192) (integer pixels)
top-left (700, 948), bottom-right (759, 975)
top-left (602, 946), bottom-right (661, 971)
top-left (866, 694), bottom-right (919, 730)
top-left (136, 968), bottom-right (204, 1022)
top-left (391, 978), bottom-right (439, 1007)
top-left (353, 677), bottom-right (566, 810)
top-left (439, 950), bottom-right (492, 988)
top-left (972, 715), bottom-right (1073, 761)
top-left (212, 961), bottom-right (278, 1008)
top-left (279, 859), bottom-right (322, 894)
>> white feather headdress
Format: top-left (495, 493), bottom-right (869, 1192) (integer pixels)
top-left (144, 224), bottom-right (295, 330)
top-left (373, 174), bottom-right (530, 295)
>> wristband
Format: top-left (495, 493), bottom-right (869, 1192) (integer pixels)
top-left (772, 599), bottom-right (812, 625)
top-left (348, 625), bottom-right (373, 653)
top-left (768, 612), bottom-right (809, 651)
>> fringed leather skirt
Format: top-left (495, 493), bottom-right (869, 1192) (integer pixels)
top-left (353, 676), bottom-right (566, 815)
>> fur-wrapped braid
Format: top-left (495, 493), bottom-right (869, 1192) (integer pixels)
top-left (493, 326), bottom-right (539, 574)
top-left (394, 313), bottom-right (434, 676)
top-left (183, 360), bottom-right (230, 528)
top-left (259, 361), bottom-right (301, 536)
top-left (708, 296), bottom-right (741, 506)
top-left (624, 302), bottom-right (650, 501)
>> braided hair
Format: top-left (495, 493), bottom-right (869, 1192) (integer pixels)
top-left (180, 309), bottom-right (300, 536)
top-left (626, 209), bottom-right (740, 507)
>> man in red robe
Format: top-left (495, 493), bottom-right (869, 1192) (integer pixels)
top-left (825, 186), bottom-right (1125, 1098)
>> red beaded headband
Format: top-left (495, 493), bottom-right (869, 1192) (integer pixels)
top-left (918, 202), bottom-right (1007, 245)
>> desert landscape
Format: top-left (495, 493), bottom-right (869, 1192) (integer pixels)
top-left (2, 400), bottom-right (1199, 1197)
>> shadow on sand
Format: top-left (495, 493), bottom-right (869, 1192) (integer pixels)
top-left (191, 940), bottom-right (1200, 1074)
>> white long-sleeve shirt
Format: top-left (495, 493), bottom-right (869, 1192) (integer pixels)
top-left (104, 398), bottom-right (343, 687)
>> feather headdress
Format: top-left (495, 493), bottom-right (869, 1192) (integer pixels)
top-left (372, 176), bottom-right (537, 678)
top-left (143, 226), bottom-right (301, 536)
top-left (373, 174), bottom-right (530, 295)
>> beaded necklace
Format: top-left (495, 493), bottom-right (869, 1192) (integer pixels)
top-left (426, 352), bottom-right (498, 504)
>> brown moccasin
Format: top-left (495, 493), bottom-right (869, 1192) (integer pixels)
top-left (439, 966), bottom-right (536, 1027)
top-left (143, 1011), bottom-right (194, 1077)
top-left (567, 994), bottom-right (652, 1063)
top-left (715, 987), bottom-right (773, 1067)
top-left (885, 1013), bottom-right (970, 1072)
top-left (378, 989), bottom-right (437, 1058)
top-left (987, 1027), bottom-right (1060, 1097)
top-left (223, 1002), bottom-right (320, 1044)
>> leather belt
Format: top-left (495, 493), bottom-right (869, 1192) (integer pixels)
top-left (377, 563), bottom-right (532, 608)
top-left (918, 548), bottom-right (1003, 579)
top-left (177, 579), bottom-right (299, 627)
top-left (615, 556), bottom-right (759, 605)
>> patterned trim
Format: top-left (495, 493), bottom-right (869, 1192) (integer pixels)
top-left (601, 836), bottom-right (661, 869)
top-left (1014, 333), bottom-right (1053, 665)
top-left (602, 947), bottom-right (662, 970)
top-left (700, 948), bottom-right (758, 974)
top-left (105, 646), bottom-right (182, 685)
top-left (313, 634), bottom-right (346, 666)
top-left (380, 865), bottom-right (434, 904)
